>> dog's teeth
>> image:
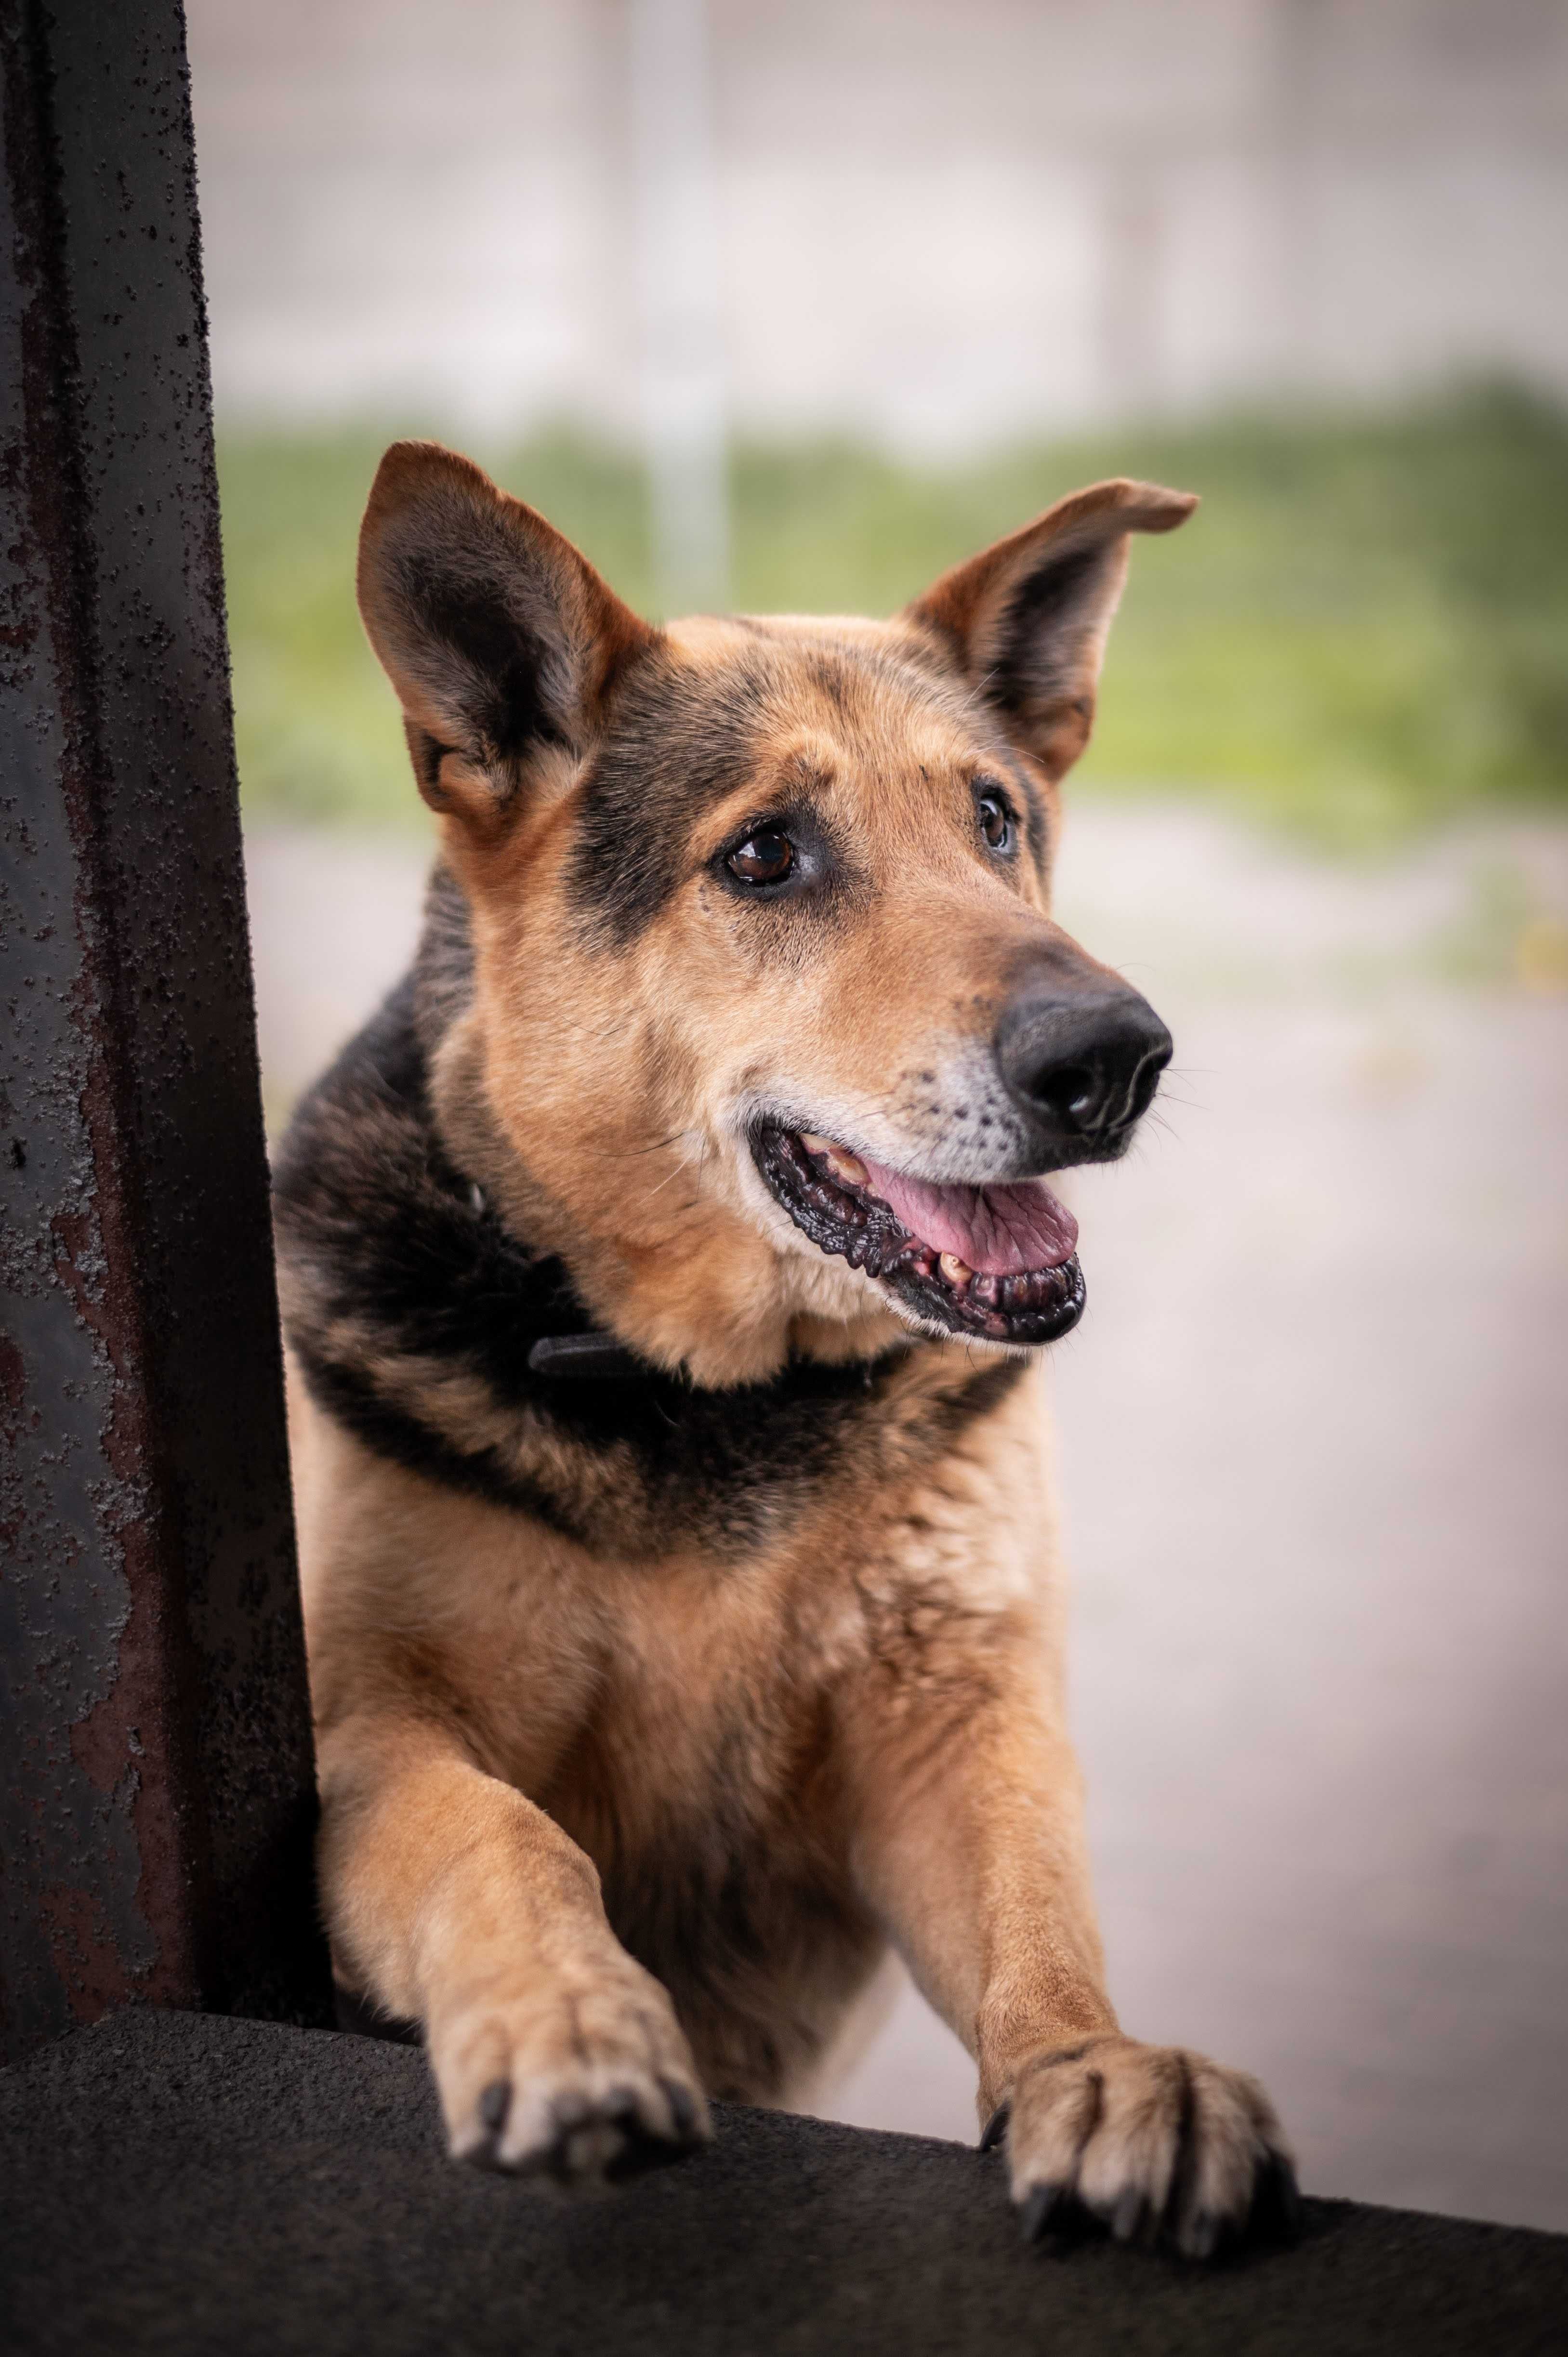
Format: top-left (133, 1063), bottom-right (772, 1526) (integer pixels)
top-left (799, 1132), bottom-right (866, 1187)
top-left (938, 1253), bottom-right (973, 1289)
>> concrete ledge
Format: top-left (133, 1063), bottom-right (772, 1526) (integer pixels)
top-left (2, 2010), bottom-right (1564, 2356)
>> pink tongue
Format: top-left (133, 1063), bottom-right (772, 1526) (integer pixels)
top-left (857, 1156), bottom-right (1078, 1276)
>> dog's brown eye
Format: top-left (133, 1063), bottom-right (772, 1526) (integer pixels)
top-left (728, 830), bottom-right (794, 885)
top-left (977, 792), bottom-right (1013, 852)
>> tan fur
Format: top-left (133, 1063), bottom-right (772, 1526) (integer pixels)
top-left (286, 443), bottom-right (1292, 2243)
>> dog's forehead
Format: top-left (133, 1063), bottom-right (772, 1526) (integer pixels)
top-left (634, 614), bottom-right (983, 787)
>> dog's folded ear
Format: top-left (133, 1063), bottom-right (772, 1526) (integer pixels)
top-left (904, 479), bottom-right (1197, 782)
top-left (357, 441), bottom-right (659, 826)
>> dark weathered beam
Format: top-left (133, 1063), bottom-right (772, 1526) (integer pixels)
top-left (0, 0), bottom-right (330, 2061)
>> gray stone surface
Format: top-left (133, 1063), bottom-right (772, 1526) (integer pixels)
top-left (3, 2008), bottom-right (1567, 2357)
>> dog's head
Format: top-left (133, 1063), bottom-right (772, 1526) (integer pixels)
top-left (357, 442), bottom-right (1192, 1385)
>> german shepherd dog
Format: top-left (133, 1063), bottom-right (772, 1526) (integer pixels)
top-left (274, 441), bottom-right (1298, 2259)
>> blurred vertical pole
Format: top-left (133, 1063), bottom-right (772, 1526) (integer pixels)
top-left (1097, 158), bottom-right (1164, 417)
top-left (0, 0), bottom-right (331, 2061)
top-left (627, 0), bottom-right (729, 617)
top-left (1271, 0), bottom-right (1328, 391)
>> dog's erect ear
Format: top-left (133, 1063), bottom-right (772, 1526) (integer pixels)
top-left (357, 440), bottom-right (659, 824)
top-left (905, 478), bottom-right (1197, 781)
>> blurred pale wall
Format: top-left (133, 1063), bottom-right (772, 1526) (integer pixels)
top-left (189, 0), bottom-right (1568, 450)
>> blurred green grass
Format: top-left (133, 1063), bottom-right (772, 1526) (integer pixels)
top-left (218, 382), bottom-right (1568, 851)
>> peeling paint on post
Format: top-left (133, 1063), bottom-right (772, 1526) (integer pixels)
top-left (0, 0), bottom-right (332, 2061)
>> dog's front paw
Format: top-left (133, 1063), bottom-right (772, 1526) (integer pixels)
top-left (988, 2034), bottom-right (1298, 2261)
top-left (428, 1951), bottom-right (711, 2181)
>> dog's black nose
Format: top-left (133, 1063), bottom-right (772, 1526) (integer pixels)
top-left (997, 983), bottom-right (1172, 1158)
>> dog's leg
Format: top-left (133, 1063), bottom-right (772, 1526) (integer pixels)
top-left (317, 1713), bottom-right (711, 2176)
top-left (840, 1661), bottom-right (1296, 2257)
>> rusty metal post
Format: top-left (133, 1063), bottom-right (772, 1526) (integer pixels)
top-left (0, 0), bottom-right (332, 2061)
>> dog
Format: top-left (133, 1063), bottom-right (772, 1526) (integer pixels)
top-left (273, 439), bottom-right (1297, 2257)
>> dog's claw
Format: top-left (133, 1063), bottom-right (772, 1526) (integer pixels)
top-left (1020, 2183), bottom-right (1065, 2242)
top-left (1181, 2209), bottom-right (1222, 2263)
top-left (478, 2078), bottom-right (511, 2135)
top-left (491, 2069), bottom-right (710, 2182)
top-left (659, 2074), bottom-right (701, 2143)
top-left (1252, 2150), bottom-right (1303, 2243)
top-left (979, 2103), bottom-right (1010, 2154)
top-left (1111, 2186), bottom-right (1146, 2244)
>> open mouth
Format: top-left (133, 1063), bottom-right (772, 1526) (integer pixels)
top-left (752, 1125), bottom-right (1086, 1346)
